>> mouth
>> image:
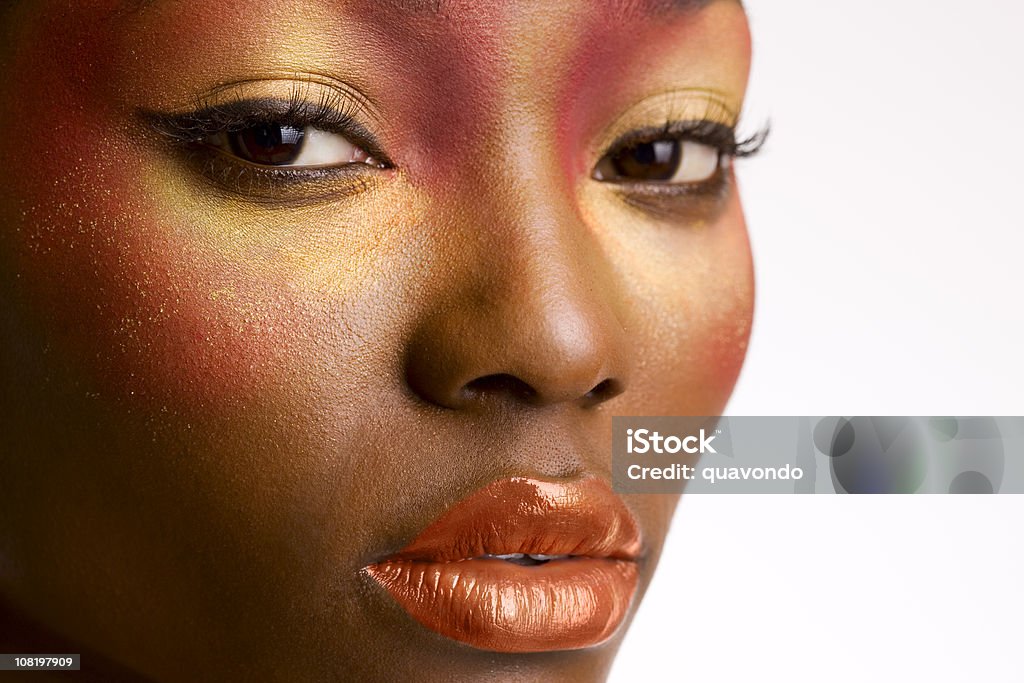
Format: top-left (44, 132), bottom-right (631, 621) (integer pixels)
top-left (363, 477), bottom-right (642, 653)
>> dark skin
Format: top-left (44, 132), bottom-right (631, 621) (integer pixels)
top-left (0, 0), bottom-right (754, 680)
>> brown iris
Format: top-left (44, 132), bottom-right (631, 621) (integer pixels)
top-left (227, 124), bottom-right (306, 165)
top-left (601, 139), bottom-right (681, 181)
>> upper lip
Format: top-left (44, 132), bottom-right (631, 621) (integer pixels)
top-left (375, 476), bottom-right (642, 564)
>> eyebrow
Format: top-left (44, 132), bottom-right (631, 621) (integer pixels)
top-left (124, 0), bottom-right (733, 17)
top-left (351, 0), bottom-right (731, 16)
top-left (370, 0), bottom-right (720, 13)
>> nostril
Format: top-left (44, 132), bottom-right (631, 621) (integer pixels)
top-left (581, 378), bottom-right (623, 408)
top-left (460, 374), bottom-right (624, 408)
top-left (462, 374), bottom-right (538, 404)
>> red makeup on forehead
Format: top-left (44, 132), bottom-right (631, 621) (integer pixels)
top-left (340, 0), bottom-right (512, 178)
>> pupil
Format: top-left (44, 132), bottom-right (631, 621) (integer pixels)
top-left (229, 124), bottom-right (305, 166)
top-left (612, 140), bottom-right (680, 181)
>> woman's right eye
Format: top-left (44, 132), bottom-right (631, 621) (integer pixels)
top-left (205, 123), bottom-right (380, 169)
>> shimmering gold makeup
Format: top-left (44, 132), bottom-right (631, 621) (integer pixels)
top-left (0, 1), bottom-right (757, 680)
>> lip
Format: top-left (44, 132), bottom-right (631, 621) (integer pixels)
top-left (363, 477), bottom-right (641, 653)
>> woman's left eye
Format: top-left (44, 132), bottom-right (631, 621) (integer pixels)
top-left (207, 123), bottom-right (378, 168)
top-left (593, 139), bottom-right (722, 185)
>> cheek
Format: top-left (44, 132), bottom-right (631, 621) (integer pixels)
top-left (693, 264), bottom-right (754, 407)
top-left (689, 200), bottom-right (755, 396)
top-left (3, 110), bottom-right (294, 411)
top-left (608, 194), bottom-right (754, 413)
top-left (673, 211), bottom-right (754, 408)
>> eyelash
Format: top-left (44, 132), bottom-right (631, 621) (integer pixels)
top-left (605, 119), bottom-right (767, 165)
top-left (147, 87), bottom-right (388, 159)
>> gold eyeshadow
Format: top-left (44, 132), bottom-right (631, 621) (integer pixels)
top-left (589, 88), bottom-right (742, 155)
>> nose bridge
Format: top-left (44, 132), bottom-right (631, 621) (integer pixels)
top-left (403, 146), bottom-right (630, 410)
top-left (486, 192), bottom-right (619, 388)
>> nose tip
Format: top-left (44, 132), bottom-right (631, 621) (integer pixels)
top-left (403, 291), bottom-right (629, 412)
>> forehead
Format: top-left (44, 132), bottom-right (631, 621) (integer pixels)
top-left (90, 0), bottom-right (747, 68)
top-left (87, 0), bottom-right (747, 97)
top-left (111, 0), bottom-right (743, 48)
top-left (108, 0), bottom-right (747, 71)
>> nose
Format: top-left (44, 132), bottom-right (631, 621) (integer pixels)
top-left (403, 190), bottom-right (630, 411)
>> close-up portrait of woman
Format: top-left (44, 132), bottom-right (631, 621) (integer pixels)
top-left (4, 0), bottom-right (1022, 681)
top-left (0, 0), bottom-right (763, 680)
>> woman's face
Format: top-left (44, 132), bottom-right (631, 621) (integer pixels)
top-left (0, 1), bottom-right (753, 680)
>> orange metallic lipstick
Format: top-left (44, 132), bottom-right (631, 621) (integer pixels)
top-left (364, 477), bottom-right (641, 653)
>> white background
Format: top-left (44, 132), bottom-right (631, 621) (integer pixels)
top-left (612, 1), bottom-right (1024, 681)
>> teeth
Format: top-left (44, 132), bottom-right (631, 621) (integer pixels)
top-left (482, 553), bottom-right (570, 563)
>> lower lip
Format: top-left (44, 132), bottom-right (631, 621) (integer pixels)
top-left (366, 556), bottom-right (638, 652)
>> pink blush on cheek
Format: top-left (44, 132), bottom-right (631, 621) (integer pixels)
top-left (8, 130), bottom-right (288, 411)
top-left (14, 189), bottom-right (286, 411)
